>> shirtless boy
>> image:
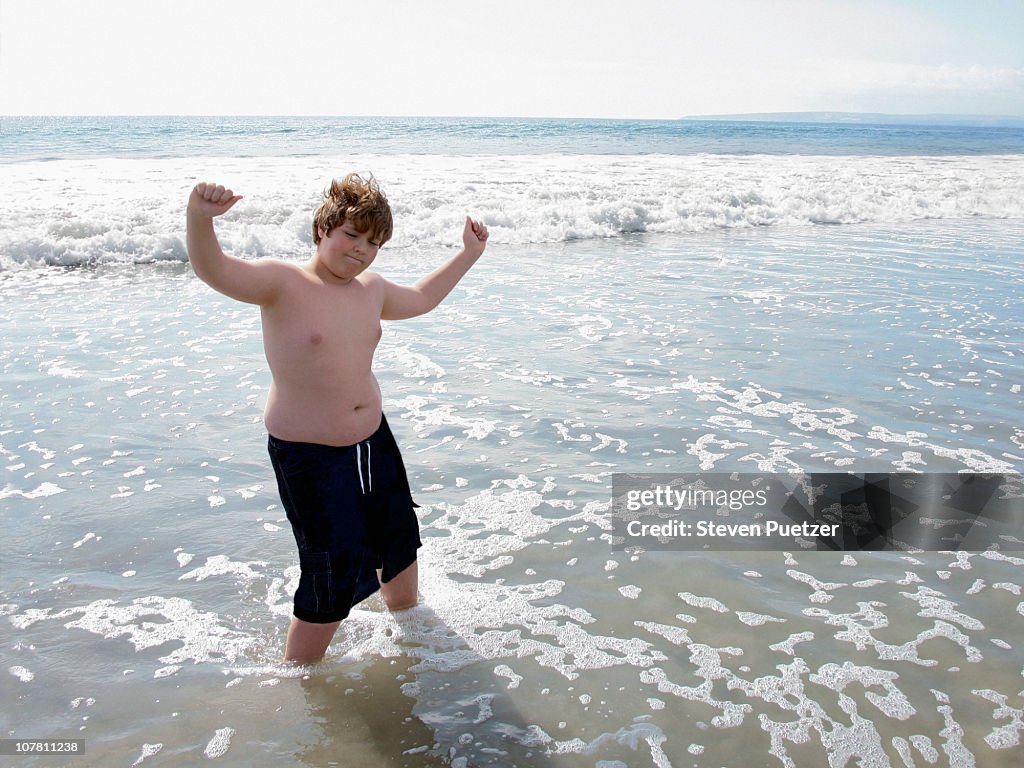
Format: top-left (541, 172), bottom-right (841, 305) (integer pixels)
top-left (186, 175), bottom-right (488, 664)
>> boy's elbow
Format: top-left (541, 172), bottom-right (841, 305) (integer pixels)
top-left (421, 294), bottom-right (442, 316)
top-left (188, 255), bottom-right (238, 299)
top-left (187, 257), bottom-right (219, 287)
top-left (186, 241), bottom-right (217, 280)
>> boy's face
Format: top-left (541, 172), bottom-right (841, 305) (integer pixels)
top-left (315, 222), bottom-right (381, 283)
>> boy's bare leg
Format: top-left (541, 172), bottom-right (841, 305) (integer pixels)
top-left (283, 561), bottom-right (417, 662)
top-left (284, 617), bottom-right (341, 664)
top-left (380, 560), bottom-right (419, 612)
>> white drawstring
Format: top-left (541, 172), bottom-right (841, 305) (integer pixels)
top-left (355, 441), bottom-right (373, 494)
top-left (356, 443), bottom-right (365, 494)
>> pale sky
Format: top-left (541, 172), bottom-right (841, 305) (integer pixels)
top-left (2, 0), bottom-right (1022, 118)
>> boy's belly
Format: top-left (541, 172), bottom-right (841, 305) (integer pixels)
top-left (263, 376), bottom-right (382, 446)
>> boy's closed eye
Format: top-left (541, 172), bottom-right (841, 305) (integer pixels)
top-left (343, 229), bottom-right (380, 246)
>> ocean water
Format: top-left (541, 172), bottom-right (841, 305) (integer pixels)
top-left (2, 117), bottom-right (1023, 767)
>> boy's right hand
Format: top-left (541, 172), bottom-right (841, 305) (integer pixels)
top-left (188, 182), bottom-right (243, 219)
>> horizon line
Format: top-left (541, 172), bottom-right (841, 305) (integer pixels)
top-left (2, 111), bottom-right (1023, 126)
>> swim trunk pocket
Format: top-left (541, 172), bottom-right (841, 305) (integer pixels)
top-left (372, 494), bottom-right (422, 584)
top-left (295, 550), bottom-right (333, 618)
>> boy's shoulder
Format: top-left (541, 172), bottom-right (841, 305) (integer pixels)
top-left (354, 269), bottom-right (396, 296)
top-left (252, 258), bottom-right (311, 290)
top-left (356, 269), bottom-right (385, 287)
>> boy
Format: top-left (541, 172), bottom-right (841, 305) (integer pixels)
top-left (186, 174), bottom-right (488, 664)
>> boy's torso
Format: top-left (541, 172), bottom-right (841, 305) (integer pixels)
top-left (261, 266), bottom-right (385, 446)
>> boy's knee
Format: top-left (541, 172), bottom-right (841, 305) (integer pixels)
top-left (385, 595), bottom-right (418, 612)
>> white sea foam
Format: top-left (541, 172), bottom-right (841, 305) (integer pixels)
top-left (4, 154), bottom-right (1023, 270)
top-left (972, 688), bottom-right (1024, 750)
top-left (636, 621), bottom-right (692, 647)
top-left (130, 743), bottom-right (163, 767)
top-left (203, 727), bottom-right (235, 759)
top-left (174, 550), bottom-right (195, 567)
top-left (547, 721), bottom-right (671, 767)
top-left (736, 611), bottom-right (786, 627)
top-left (72, 532), bottom-right (98, 549)
top-left (178, 555), bottom-right (268, 584)
top-left (770, 632), bottom-right (815, 656)
top-left (492, 663), bottom-right (522, 689)
top-left (0, 482), bottom-right (66, 500)
top-left (9, 665), bottom-right (34, 682)
top-left (678, 592), bottom-right (730, 613)
top-left (12, 597), bottom-right (258, 666)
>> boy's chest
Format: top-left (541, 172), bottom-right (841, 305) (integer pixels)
top-left (266, 283), bottom-right (383, 359)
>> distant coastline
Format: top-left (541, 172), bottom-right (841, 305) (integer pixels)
top-left (681, 112), bottom-right (1024, 128)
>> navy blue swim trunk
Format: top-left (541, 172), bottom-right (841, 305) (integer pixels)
top-left (267, 413), bottom-right (421, 624)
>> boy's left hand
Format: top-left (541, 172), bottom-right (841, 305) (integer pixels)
top-left (463, 217), bottom-right (489, 257)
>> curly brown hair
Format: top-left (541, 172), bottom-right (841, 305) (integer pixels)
top-left (312, 173), bottom-right (393, 246)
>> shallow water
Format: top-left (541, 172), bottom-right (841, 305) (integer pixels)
top-left (2, 220), bottom-right (1023, 766)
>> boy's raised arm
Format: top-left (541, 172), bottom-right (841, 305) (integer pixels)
top-left (186, 183), bottom-right (286, 306)
top-left (381, 217), bottom-right (489, 320)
